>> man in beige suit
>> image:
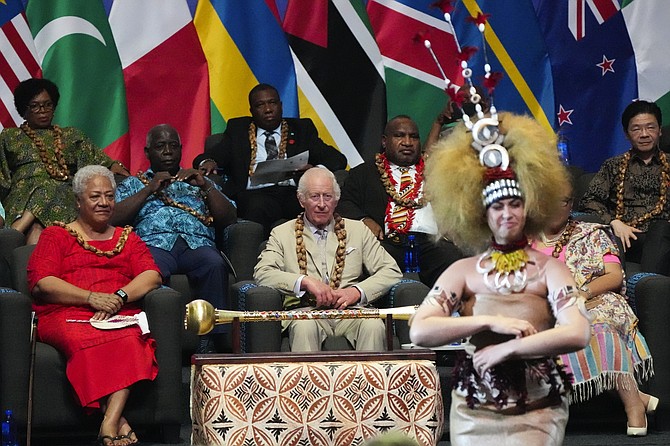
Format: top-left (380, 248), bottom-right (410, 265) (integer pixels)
top-left (254, 167), bottom-right (402, 351)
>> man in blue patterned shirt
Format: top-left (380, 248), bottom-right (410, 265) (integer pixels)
top-left (112, 124), bottom-right (237, 353)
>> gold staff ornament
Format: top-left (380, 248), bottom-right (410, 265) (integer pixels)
top-left (184, 299), bottom-right (418, 335)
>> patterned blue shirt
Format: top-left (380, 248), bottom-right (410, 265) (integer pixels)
top-left (115, 169), bottom-right (221, 251)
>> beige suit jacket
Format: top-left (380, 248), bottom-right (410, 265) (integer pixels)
top-left (254, 217), bottom-right (402, 308)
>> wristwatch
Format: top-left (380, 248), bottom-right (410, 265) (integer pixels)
top-left (114, 289), bottom-right (128, 303)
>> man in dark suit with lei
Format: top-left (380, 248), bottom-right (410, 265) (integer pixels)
top-left (194, 83), bottom-right (347, 236)
top-left (337, 115), bottom-right (462, 287)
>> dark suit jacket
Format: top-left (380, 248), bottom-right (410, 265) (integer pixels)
top-left (337, 160), bottom-right (387, 227)
top-left (193, 117), bottom-right (347, 200)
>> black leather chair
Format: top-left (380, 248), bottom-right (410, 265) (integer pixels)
top-left (169, 219), bottom-right (265, 354)
top-left (1, 245), bottom-right (183, 443)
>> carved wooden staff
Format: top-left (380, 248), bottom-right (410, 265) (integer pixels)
top-left (184, 299), bottom-right (417, 335)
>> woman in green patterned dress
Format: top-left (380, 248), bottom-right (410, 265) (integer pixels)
top-left (0, 78), bottom-right (128, 244)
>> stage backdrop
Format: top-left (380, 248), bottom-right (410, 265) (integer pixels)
top-left (1, 0), bottom-right (669, 172)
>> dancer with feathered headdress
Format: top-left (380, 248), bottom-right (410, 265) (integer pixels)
top-left (410, 112), bottom-right (591, 445)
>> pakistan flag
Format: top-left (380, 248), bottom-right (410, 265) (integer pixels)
top-left (26, 0), bottom-right (129, 161)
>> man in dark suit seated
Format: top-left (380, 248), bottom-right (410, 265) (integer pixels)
top-left (194, 83), bottom-right (347, 236)
top-left (337, 115), bottom-right (462, 287)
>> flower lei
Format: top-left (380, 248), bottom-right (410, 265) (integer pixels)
top-left (54, 221), bottom-right (132, 258)
top-left (615, 150), bottom-right (669, 228)
top-left (137, 172), bottom-right (213, 226)
top-left (476, 237), bottom-right (533, 294)
top-left (295, 212), bottom-right (347, 305)
top-left (21, 122), bottom-right (69, 181)
top-left (376, 153), bottom-right (426, 236)
top-left (540, 219), bottom-right (578, 259)
top-left (248, 120), bottom-right (289, 177)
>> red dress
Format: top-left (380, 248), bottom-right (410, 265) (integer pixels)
top-left (27, 225), bottom-right (161, 409)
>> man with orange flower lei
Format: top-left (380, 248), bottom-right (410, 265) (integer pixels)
top-left (254, 167), bottom-right (402, 352)
top-left (338, 115), bottom-right (462, 287)
top-left (580, 100), bottom-right (670, 276)
top-left (112, 124), bottom-right (237, 354)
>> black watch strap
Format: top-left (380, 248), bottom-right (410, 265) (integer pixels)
top-left (115, 289), bottom-right (128, 303)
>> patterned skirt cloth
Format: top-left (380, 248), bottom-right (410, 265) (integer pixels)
top-left (559, 292), bottom-right (653, 402)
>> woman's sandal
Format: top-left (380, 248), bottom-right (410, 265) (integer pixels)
top-left (95, 435), bottom-right (116, 446)
top-left (120, 429), bottom-right (139, 445)
top-left (646, 395), bottom-right (660, 414)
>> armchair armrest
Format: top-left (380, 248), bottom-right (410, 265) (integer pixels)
top-left (381, 279), bottom-right (429, 346)
top-left (139, 286), bottom-right (183, 425)
top-left (232, 280), bottom-right (282, 353)
top-left (0, 290), bottom-right (33, 425)
top-left (10, 244), bottom-right (34, 296)
top-left (629, 272), bottom-right (670, 429)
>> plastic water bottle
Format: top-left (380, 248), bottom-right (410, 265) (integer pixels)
top-left (557, 130), bottom-right (570, 165)
top-left (404, 234), bottom-right (420, 273)
top-left (1, 410), bottom-right (18, 446)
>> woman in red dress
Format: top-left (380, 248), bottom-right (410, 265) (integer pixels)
top-left (27, 165), bottom-right (162, 446)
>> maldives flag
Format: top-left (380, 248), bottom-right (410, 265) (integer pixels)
top-left (25, 0), bottom-right (130, 161)
top-left (283, 0), bottom-right (386, 165)
top-left (109, 0), bottom-right (210, 172)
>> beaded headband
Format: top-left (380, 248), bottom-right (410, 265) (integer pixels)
top-left (421, 1), bottom-right (520, 207)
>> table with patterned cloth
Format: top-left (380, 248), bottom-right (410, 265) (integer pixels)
top-left (191, 350), bottom-right (443, 446)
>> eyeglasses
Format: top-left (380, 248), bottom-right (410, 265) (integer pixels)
top-left (560, 197), bottom-right (573, 207)
top-left (27, 101), bottom-right (54, 113)
top-left (628, 124), bottom-right (660, 135)
top-left (307, 193), bottom-right (334, 203)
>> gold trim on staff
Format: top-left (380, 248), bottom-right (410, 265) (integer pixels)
top-left (184, 299), bottom-right (417, 335)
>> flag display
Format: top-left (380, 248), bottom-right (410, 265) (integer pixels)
top-left (108, 0), bottom-right (210, 172)
top-left (0, 0), bottom-right (40, 129)
top-left (0, 0), bottom-right (668, 173)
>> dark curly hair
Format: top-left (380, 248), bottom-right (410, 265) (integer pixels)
top-left (621, 99), bottom-right (662, 131)
top-left (13, 78), bottom-right (60, 118)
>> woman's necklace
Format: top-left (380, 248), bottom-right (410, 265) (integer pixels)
top-left (21, 122), bottom-right (69, 181)
top-left (615, 150), bottom-right (669, 228)
top-left (137, 172), bottom-right (213, 226)
top-left (54, 221), bottom-right (132, 258)
top-left (476, 237), bottom-right (534, 294)
top-left (295, 212), bottom-right (347, 299)
top-left (540, 219), bottom-right (578, 258)
top-left (248, 120), bottom-right (289, 177)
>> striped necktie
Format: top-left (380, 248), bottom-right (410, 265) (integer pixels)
top-left (390, 168), bottom-right (413, 231)
top-left (316, 229), bottom-right (329, 284)
top-left (264, 131), bottom-right (278, 160)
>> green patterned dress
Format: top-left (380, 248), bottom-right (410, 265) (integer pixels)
top-left (0, 126), bottom-right (114, 226)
